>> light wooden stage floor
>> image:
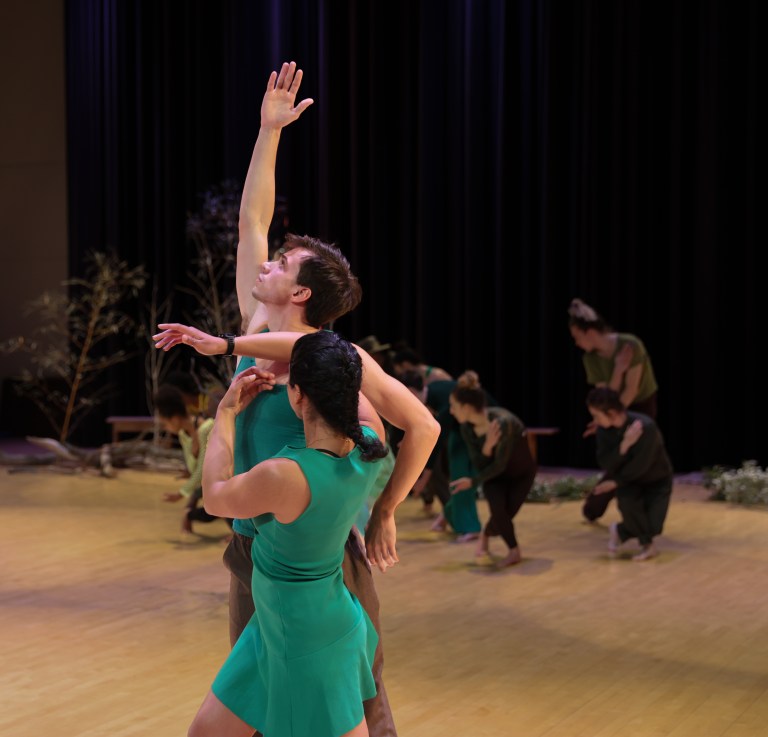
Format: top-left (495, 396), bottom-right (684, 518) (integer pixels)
top-left (1, 466), bottom-right (767, 737)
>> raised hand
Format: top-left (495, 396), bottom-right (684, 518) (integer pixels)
top-left (261, 61), bottom-right (314, 130)
top-left (153, 323), bottom-right (225, 355)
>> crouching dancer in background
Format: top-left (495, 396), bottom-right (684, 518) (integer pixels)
top-left (586, 387), bottom-right (673, 561)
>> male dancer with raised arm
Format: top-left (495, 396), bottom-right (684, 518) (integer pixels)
top-left (163, 62), bottom-right (438, 737)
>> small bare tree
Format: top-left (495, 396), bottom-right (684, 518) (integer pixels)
top-left (143, 279), bottom-right (177, 410)
top-left (180, 180), bottom-right (242, 387)
top-left (1, 251), bottom-right (146, 441)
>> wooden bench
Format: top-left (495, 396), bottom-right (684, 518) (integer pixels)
top-left (525, 427), bottom-right (560, 462)
top-left (106, 416), bottom-right (157, 444)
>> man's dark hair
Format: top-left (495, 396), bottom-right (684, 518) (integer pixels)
top-left (284, 233), bottom-right (362, 327)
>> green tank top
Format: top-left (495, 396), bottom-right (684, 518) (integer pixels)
top-left (232, 356), bottom-right (305, 537)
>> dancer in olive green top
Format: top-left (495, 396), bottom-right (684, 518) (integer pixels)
top-left (568, 298), bottom-right (660, 523)
top-left (189, 332), bottom-right (389, 737)
top-left (568, 298), bottom-right (659, 425)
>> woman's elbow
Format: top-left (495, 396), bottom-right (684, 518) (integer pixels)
top-left (202, 484), bottom-right (224, 516)
top-left (202, 498), bottom-right (222, 516)
top-left (423, 415), bottom-right (441, 447)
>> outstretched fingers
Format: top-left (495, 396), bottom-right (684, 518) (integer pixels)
top-left (153, 323), bottom-right (202, 352)
top-left (152, 329), bottom-right (184, 351)
top-left (264, 62), bottom-right (312, 123)
top-left (288, 67), bottom-right (303, 96)
top-left (293, 97), bottom-right (314, 116)
top-left (288, 68), bottom-right (314, 115)
top-left (275, 61), bottom-right (294, 90)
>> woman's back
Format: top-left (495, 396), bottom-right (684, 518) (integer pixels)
top-left (213, 428), bottom-right (384, 736)
top-left (253, 432), bottom-right (382, 577)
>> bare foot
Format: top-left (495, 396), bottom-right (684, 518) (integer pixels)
top-left (474, 533), bottom-right (489, 558)
top-left (496, 547), bottom-right (522, 568)
top-left (632, 544), bottom-right (658, 561)
top-left (430, 514), bottom-right (447, 532)
top-left (181, 514), bottom-right (193, 534)
top-left (456, 532), bottom-right (479, 543)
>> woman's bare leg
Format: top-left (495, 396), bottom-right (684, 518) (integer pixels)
top-left (188, 690), bottom-right (257, 737)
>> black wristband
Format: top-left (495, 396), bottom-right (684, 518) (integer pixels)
top-left (218, 333), bottom-right (236, 357)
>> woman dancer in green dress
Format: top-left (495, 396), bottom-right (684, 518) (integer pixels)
top-left (189, 331), bottom-right (389, 737)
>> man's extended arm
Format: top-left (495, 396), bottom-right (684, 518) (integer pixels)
top-left (153, 323), bottom-right (440, 571)
top-left (237, 61), bottom-right (314, 331)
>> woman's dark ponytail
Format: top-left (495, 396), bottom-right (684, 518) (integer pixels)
top-left (289, 332), bottom-right (388, 462)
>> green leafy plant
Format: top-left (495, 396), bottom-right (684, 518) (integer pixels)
top-left (707, 461), bottom-right (768, 507)
top-left (528, 474), bottom-right (600, 503)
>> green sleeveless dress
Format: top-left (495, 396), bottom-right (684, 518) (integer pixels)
top-left (212, 426), bottom-right (382, 736)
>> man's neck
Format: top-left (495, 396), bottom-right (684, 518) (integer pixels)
top-left (246, 305), bottom-right (316, 335)
top-left (265, 304), bottom-right (317, 334)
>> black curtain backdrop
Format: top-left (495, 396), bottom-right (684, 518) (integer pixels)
top-left (65, 0), bottom-right (763, 472)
